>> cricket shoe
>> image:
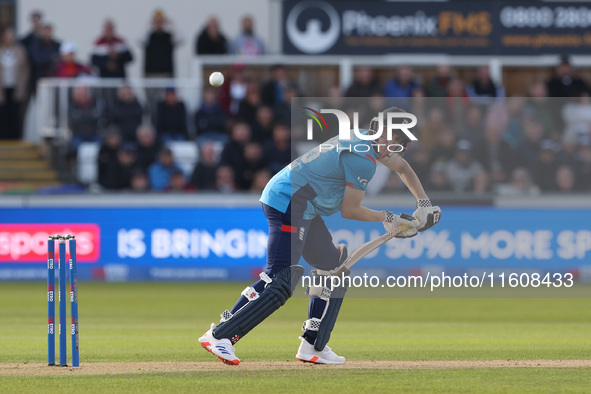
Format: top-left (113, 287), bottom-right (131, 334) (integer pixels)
top-left (198, 323), bottom-right (240, 365)
top-left (296, 337), bottom-right (346, 365)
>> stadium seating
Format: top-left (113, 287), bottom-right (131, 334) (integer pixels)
top-left (166, 141), bottom-right (199, 177)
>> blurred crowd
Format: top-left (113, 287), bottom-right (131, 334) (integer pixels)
top-left (1, 10), bottom-right (591, 195)
top-left (88, 59), bottom-right (591, 195)
top-left (339, 61), bottom-right (591, 195)
top-left (0, 9), bottom-right (266, 140)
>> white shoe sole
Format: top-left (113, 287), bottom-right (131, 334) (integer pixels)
top-left (296, 352), bottom-right (346, 365)
top-left (199, 336), bottom-right (240, 366)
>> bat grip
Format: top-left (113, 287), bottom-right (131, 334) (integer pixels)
top-left (393, 224), bottom-right (409, 235)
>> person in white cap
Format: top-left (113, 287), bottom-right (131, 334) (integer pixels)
top-left (55, 41), bottom-right (92, 78)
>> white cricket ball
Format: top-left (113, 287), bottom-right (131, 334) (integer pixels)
top-left (209, 72), bottom-right (224, 87)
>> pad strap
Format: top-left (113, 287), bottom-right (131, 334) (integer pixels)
top-left (302, 318), bottom-right (322, 332)
top-left (259, 272), bottom-right (272, 286)
top-left (305, 285), bottom-right (331, 300)
top-left (220, 310), bottom-right (233, 323)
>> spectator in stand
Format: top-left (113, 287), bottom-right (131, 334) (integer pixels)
top-left (130, 169), bottom-right (150, 192)
top-left (97, 127), bottom-right (122, 189)
top-left (261, 64), bottom-right (290, 107)
top-left (0, 27), bottom-right (30, 140)
top-left (237, 141), bottom-right (267, 190)
top-left (327, 85), bottom-right (344, 111)
top-left (264, 122), bottom-right (291, 175)
top-left (55, 42), bottom-right (92, 78)
top-left (20, 11), bottom-right (43, 51)
top-left (166, 169), bottom-right (195, 191)
top-left (561, 93), bottom-right (591, 145)
top-left (429, 162), bottom-right (451, 192)
top-left (502, 97), bottom-right (527, 149)
top-left (195, 85), bottom-right (227, 137)
top-left (446, 78), bottom-right (471, 129)
top-left (215, 166), bottom-right (237, 193)
top-left (219, 63), bottom-right (248, 115)
top-left (527, 82), bottom-right (558, 138)
top-left (532, 139), bottom-right (561, 192)
top-left (252, 105), bottom-right (274, 142)
top-left (116, 143), bottom-right (139, 189)
top-left (155, 87), bottom-right (188, 141)
top-left (110, 85), bottom-right (143, 142)
top-left (140, 9), bottom-right (184, 78)
top-left (459, 105), bottom-right (484, 144)
top-left (345, 66), bottom-right (381, 97)
top-left (406, 147), bottom-right (431, 183)
top-left (251, 168), bottom-right (271, 193)
top-left (474, 124), bottom-right (515, 185)
top-left (237, 81), bottom-right (261, 127)
top-left (409, 88), bottom-right (427, 127)
top-left (429, 125), bottom-right (456, 166)
top-left (425, 63), bottom-right (453, 97)
top-left (575, 135), bottom-right (591, 191)
top-left (134, 124), bottom-right (161, 170)
top-left (19, 11), bottom-right (43, 104)
top-left (220, 121), bottom-right (251, 181)
top-left (383, 65), bottom-right (420, 107)
top-left (68, 85), bottom-right (101, 149)
top-left (148, 147), bottom-right (182, 191)
top-left (230, 16), bottom-right (265, 56)
top-left (417, 107), bottom-right (448, 151)
top-left (28, 24), bottom-right (60, 94)
top-left (190, 141), bottom-right (219, 190)
top-left (273, 83), bottom-right (297, 124)
top-left (466, 65), bottom-right (505, 104)
top-left (547, 56), bottom-right (588, 97)
top-left (496, 167), bottom-right (540, 196)
top-left (516, 112), bottom-right (544, 171)
top-left (444, 139), bottom-right (488, 194)
top-left (90, 19), bottom-right (133, 79)
top-left (196, 17), bottom-right (228, 55)
top-left (555, 165), bottom-right (576, 193)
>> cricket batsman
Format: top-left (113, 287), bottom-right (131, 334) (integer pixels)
top-left (199, 107), bottom-right (441, 365)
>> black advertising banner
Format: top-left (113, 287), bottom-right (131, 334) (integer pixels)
top-left (282, 1), bottom-right (591, 55)
top-left (497, 2), bottom-right (591, 55)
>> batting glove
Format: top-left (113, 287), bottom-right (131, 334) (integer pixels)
top-left (383, 211), bottom-right (419, 238)
top-left (412, 199), bottom-right (441, 232)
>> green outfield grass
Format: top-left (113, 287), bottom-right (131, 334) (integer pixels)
top-left (1, 282), bottom-right (590, 393)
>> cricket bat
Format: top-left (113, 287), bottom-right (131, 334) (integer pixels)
top-left (330, 223), bottom-right (408, 276)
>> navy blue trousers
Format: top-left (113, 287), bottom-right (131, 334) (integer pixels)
top-left (229, 187), bottom-right (340, 343)
top-left (262, 203), bottom-right (340, 275)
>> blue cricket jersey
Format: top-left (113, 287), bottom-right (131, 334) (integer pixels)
top-left (260, 130), bottom-right (378, 220)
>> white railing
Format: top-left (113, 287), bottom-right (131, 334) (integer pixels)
top-left (192, 54), bottom-right (591, 89)
top-left (36, 78), bottom-right (202, 144)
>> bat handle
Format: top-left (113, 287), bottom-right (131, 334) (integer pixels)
top-left (393, 224), bottom-right (408, 235)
